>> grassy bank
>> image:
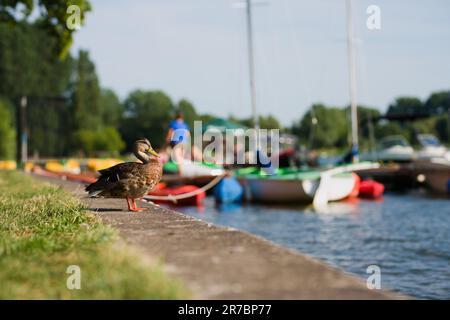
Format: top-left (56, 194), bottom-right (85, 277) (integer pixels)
top-left (0, 171), bottom-right (187, 299)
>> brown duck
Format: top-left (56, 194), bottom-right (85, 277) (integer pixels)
top-left (86, 139), bottom-right (162, 212)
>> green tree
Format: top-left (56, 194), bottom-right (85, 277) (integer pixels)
top-left (259, 115), bottom-right (281, 130)
top-left (435, 116), bottom-right (450, 143)
top-left (71, 50), bottom-right (101, 132)
top-left (0, 21), bottom-right (74, 100)
top-left (0, 98), bottom-right (16, 159)
top-left (374, 121), bottom-right (410, 141)
top-left (100, 88), bottom-right (123, 127)
top-left (198, 113), bottom-right (216, 124)
top-left (73, 127), bottom-right (125, 157)
top-left (0, 21), bottom-right (74, 157)
top-left (176, 99), bottom-right (197, 130)
top-left (121, 90), bottom-right (175, 150)
top-left (350, 106), bottom-right (381, 151)
top-left (0, 0), bottom-right (92, 57)
top-left (69, 52), bottom-right (126, 155)
top-left (227, 114), bottom-right (281, 129)
top-left (228, 115), bottom-right (251, 128)
top-left (0, 5), bottom-right (129, 158)
top-left (425, 91), bottom-right (450, 115)
top-left (27, 97), bottom-right (72, 157)
top-left (387, 97), bottom-right (424, 116)
top-left (292, 104), bottom-right (348, 149)
top-left (95, 126), bottom-right (125, 155)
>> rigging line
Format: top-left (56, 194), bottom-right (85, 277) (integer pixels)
top-left (236, 4), bottom-right (251, 120)
top-left (352, 0), bottom-right (368, 108)
top-left (353, 2), bottom-right (377, 154)
top-left (347, 0), bottom-right (359, 156)
top-left (257, 3), bottom-right (276, 121)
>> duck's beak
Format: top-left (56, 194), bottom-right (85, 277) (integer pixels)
top-left (147, 148), bottom-right (160, 158)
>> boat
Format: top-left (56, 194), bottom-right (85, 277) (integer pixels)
top-left (147, 183), bottom-right (206, 206)
top-left (415, 134), bottom-right (450, 163)
top-left (162, 160), bottom-right (226, 186)
top-left (360, 135), bottom-right (414, 163)
top-left (235, 167), bottom-right (358, 204)
top-left (425, 170), bottom-right (450, 194)
top-left (32, 165), bottom-right (97, 184)
top-left (163, 160), bottom-right (224, 177)
top-left (413, 160), bottom-right (450, 194)
top-left (231, 1), bottom-right (377, 207)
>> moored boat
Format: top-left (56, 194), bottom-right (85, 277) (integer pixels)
top-left (360, 135), bottom-right (414, 163)
top-left (415, 160), bottom-right (450, 194)
top-left (235, 162), bottom-right (379, 204)
top-left (147, 183), bottom-right (206, 206)
top-left (235, 168), bottom-right (358, 204)
top-left (415, 134), bottom-right (450, 163)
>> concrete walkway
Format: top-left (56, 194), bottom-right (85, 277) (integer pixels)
top-left (35, 175), bottom-right (401, 299)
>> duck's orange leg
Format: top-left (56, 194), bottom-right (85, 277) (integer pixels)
top-left (130, 198), bottom-right (146, 212)
top-left (126, 197), bottom-right (135, 211)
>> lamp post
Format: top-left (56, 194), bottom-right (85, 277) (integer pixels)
top-left (16, 96), bottom-right (28, 167)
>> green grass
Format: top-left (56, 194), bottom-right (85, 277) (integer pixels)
top-left (0, 171), bottom-right (188, 299)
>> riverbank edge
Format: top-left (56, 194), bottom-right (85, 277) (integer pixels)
top-left (33, 174), bottom-right (406, 299)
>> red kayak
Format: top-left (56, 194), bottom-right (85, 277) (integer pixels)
top-left (359, 179), bottom-right (384, 199)
top-left (348, 173), bottom-right (361, 198)
top-left (148, 184), bottom-right (205, 206)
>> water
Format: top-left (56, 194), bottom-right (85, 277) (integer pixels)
top-left (169, 191), bottom-right (450, 299)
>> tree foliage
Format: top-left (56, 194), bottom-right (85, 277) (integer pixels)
top-left (0, 0), bottom-right (92, 57)
top-left (2, 2), bottom-right (450, 158)
top-left (176, 99), bottom-right (197, 130)
top-left (0, 21), bottom-right (126, 157)
top-left (0, 21), bottom-right (74, 99)
top-left (72, 127), bottom-right (125, 157)
top-left (0, 20), bottom-right (74, 157)
top-left (425, 91), bottom-right (450, 115)
top-left (387, 97), bottom-right (424, 116)
top-left (0, 99), bottom-right (15, 159)
top-left (291, 97), bottom-right (450, 152)
top-left (292, 104), bottom-right (348, 149)
top-left (69, 50), bottom-right (124, 156)
top-left (100, 88), bottom-right (123, 127)
top-left (228, 114), bottom-right (281, 130)
top-left (120, 90), bottom-right (175, 151)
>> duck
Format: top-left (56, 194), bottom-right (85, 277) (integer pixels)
top-left (85, 138), bottom-right (162, 212)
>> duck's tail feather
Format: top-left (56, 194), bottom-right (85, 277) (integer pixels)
top-left (85, 178), bottom-right (107, 197)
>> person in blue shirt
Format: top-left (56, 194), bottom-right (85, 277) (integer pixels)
top-left (166, 112), bottom-right (190, 175)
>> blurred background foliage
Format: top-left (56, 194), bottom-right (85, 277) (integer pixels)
top-left (0, 1), bottom-right (450, 159)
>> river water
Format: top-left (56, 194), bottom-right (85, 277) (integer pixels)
top-left (171, 191), bottom-right (450, 299)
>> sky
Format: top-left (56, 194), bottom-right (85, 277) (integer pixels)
top-left (72, 0), bottom-right (450, 125)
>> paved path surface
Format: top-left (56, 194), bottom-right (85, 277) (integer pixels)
top-left (35, 175), bottom-right (402, 299)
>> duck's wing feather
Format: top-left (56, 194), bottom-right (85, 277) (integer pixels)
top-left (85, 162), bottom-right (140, 196)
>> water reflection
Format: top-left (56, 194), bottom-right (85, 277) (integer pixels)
top-left (170, 193), bottom-right (450, 299)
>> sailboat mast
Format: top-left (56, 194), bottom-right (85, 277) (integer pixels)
top-left (245, 0), bottom-right (259, 130)
top-left (346, 0), bottom-right (359, 162)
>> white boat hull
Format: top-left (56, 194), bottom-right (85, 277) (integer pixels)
top-left (238, 173), bottom-right (357, 203)
top-left (180, 160), bottom-right (225, 177)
